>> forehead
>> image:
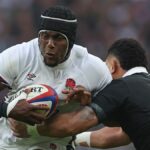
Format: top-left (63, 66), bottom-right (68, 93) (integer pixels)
top-left (39, 30), bottom-right (63, 36)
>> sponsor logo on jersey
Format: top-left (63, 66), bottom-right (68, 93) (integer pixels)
top-left (27, 73), bottom-right (36, 81)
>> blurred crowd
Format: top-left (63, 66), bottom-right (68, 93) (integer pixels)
top-left (0, 0), bottom-right (150, 62)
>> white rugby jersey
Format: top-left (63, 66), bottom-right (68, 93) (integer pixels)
top-left (0, 38), bottom-right (112, 150)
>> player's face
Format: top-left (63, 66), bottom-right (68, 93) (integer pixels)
top-left (39, 30), bottom-right (68, 67)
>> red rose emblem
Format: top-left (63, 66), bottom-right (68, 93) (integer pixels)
top-left (65, 78), bottom-right (76, 89)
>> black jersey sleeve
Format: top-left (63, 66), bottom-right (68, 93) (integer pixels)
top-left (90, 79), bottom-right (129, 122)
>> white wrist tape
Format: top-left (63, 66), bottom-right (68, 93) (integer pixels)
top-left (7, 92), bottom-right (27, 116)
top-left (75, 132), bottom-right (91, 147)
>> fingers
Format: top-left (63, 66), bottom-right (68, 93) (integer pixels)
top-left (75, 85), bottom-right (86, 90)
top-left (9, 100), bottom-right (48, 125)
top-left (28, 112), bottom-right (46, 125)
top-left (68, 87), bottom-right (85, 98)
top-left (62, 89), bottom-right (70, 94)
top-left (30, 104), bottom-right (49, 111)
top-left (22, 118), bottom-right (39, 126)
top-left (63, 86), bottom-right (90, 105)
top-left (20, 112), bottom-right (45, 125)
top-left (62, 88), bottom-right (74, 103)
top-left (62, 85), bottom-right (85, 94)
top-left (80, 91), bottom-right (91, 105)
top-left (18, 99), bottom-right (50, 111)
top-left (62, 85), bottom-right (87, 104)
top-left (23, 88), bottom-right (32, 94)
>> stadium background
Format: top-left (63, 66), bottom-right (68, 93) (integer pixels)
top-left (0, 0), bottom-right (150, 149)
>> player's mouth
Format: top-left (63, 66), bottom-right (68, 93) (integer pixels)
top-left (45, 53), bottom-right (55, 59)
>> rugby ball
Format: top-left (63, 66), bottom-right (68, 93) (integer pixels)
top-left (24, 84), bottom-right (58, 117)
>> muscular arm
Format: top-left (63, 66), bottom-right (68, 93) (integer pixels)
top-left (37, 106), bottom-right (99, 137)
top-left (90, 127), bottom-right (131, 148)
top-left (37, 107), bottom-right (131, 149)
top-left (74, 127), bottom-right (131, 148)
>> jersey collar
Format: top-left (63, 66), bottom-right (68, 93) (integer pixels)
top-left (123, 67), bottom-right (148, 77)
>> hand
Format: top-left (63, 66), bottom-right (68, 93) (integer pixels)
top-left (8, 91), bottom-right (49, 125)
top-left (62, 85), bottom-right (92, 105)
top-left (8, 118), bottom-right (29, 138)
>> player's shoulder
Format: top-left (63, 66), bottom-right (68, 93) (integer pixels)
top-left (0, 38), bottom-right (39, 67)
top-left (71, 44), bottom-right (104, 66)
top-left (1, 38), bottom-right (38, 55)
top-left (71, 44), bottom-right (112, 89)
top-left (71, 44), bottom-right (88, 58)
top-left (17, 38), bottom-right (38, 54)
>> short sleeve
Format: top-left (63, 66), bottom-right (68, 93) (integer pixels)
top-left (89, 55), bottom-right (112, 92)
top-left (0, 45), bottom-right (20, 86)
top-left (92, 79), bottom-right (129, 122)
top-left (81, 54), bottom-right (112, 92)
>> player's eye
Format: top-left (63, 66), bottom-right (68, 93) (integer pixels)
top-left (40, 32), bottom-right (50, 40)
top-left (52, 34), bottom-right (66, 41)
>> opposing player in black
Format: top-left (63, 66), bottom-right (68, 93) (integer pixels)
top-left (37, 38), bottom-right (150, 150)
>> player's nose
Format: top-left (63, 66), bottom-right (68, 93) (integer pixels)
top-left (47, 38), bottom-right (55, 49)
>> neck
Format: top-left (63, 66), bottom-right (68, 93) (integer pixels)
top-left (112, 69), bottom-right (126, 79)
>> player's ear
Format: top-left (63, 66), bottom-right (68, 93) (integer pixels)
top-left (111, 58), bottom-right (120, 74)
top-left (105, 56), bottom-right (116, 74)
top-left (110, 58), bottom-right (124, 80)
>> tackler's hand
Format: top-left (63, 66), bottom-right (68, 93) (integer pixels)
top-left (62, 85), bottom-right (92, 105)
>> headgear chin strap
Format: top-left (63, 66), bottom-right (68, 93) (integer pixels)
top-left (39, 6), bottom-right (78, 61)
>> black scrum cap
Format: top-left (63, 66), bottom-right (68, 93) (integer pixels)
top-left (39, 6), bottom-right (77, 60)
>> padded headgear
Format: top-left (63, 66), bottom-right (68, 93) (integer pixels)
top-left (39, 6), bottom-right (77, 60)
